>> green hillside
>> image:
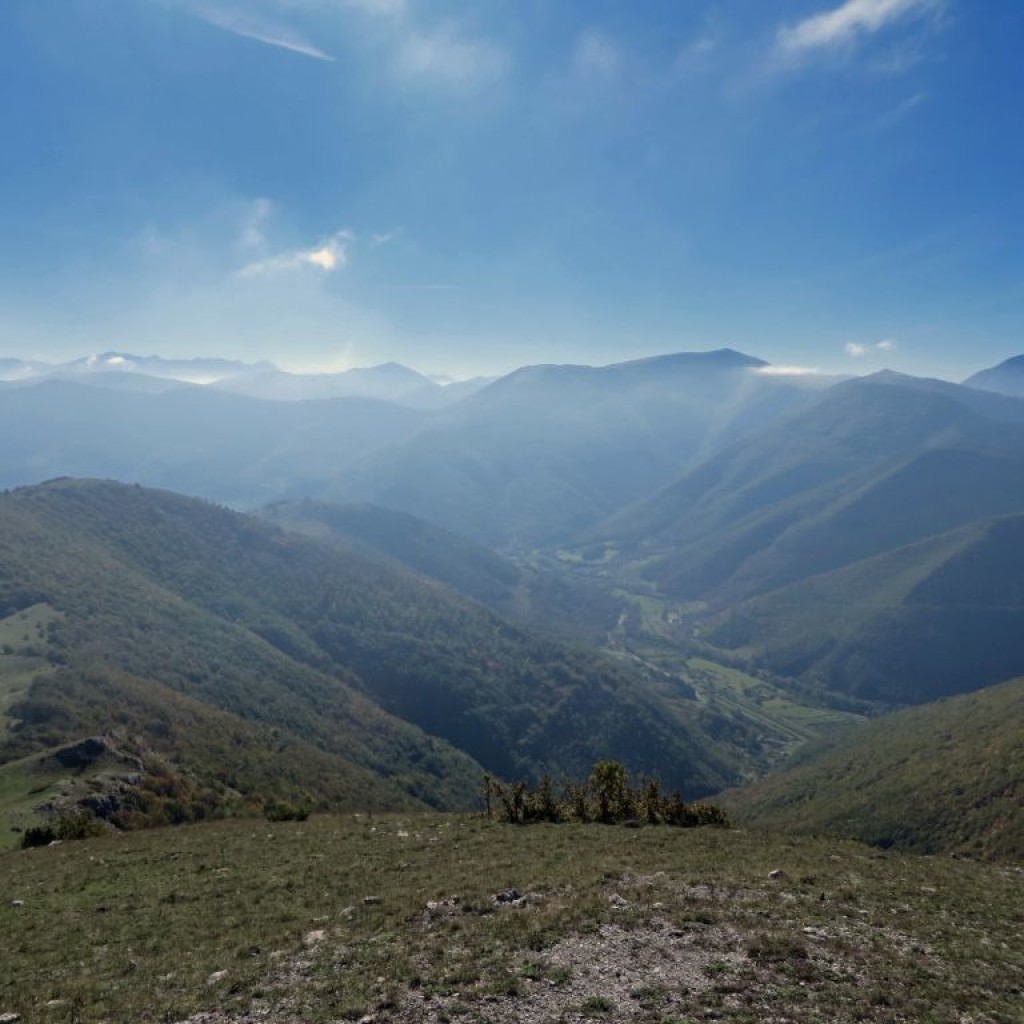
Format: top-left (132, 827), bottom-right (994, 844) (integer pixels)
top-left (0, 480), bottom-right (752, 840)
top-left (261, 499), bottom-right (622, 642)
top-left (598, 375), bottom-right (1024, 605)
top-left (706, 514), bottom-right (1024, 702)
top-left (720, 677), bottom-right (1024, 860)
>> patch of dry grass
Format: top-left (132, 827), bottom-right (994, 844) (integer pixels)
top-left (0, 815), bottom-right (1020, 1023)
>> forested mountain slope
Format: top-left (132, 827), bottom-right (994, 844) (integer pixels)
top-left (260, 499), bottom-right (622, 643)
top-left (600, 373), bottom-right (1024, 604)
top-left (721, 677), bottom-right (1024, 860)
top-left (322, 350), bottom-right (824, 547)
top-left (704, 514), bottom-right (1024, 702)
top-left (0, 480), bottom-right (750, 823)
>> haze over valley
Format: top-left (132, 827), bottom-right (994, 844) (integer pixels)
top-left (2, 1), bottom-right (1022, 1021)
top-left (1, 343), bottom-right (1022, 844)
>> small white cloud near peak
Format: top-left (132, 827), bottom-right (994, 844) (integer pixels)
top-left (753, 364), bottom-right (822, 376)
top-left (572, 29), bottom-right (622, 79)
top-left (395, 23), bottom-right (509, 87)
top-left (846, 339), bottom-right (898, 358)
top-left (775, 0), bottom-right (941, 66)
top-left (238, 230), bottom-right (355, 278)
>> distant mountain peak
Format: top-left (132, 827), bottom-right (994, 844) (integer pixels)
top-left (964, 354), bottom-right (1024, 397)
top-left (606, 348), bottom-right (769, 372)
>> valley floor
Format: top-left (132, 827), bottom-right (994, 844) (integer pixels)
top-left (1, 815), bottom-right (1021, 1023)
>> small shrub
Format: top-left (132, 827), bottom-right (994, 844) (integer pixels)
top-left (488, 762), bottom-right (730, 830)
top-left (579, 994), bottom-right (615, 1016)
top-left (264, 800), bottom-right (309, 822)
top-left (21, 824), bottom-right (57, 849)
top-left (56, 813), bottom-right (106, 840)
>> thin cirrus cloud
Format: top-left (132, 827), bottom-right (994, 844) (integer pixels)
top-left (393, 23), bottom-right (509, 86)
top-left (872, 90), bottom-right (929, 128)
top-left (774, 0), bottom-right (941, 66)
top-left (193, 4), bottom-right (335, 61)
top-left (846, 339), bottom-right (897, 357)
top-left (571, 29), bottom-right (623, 79)
top-left (189, 2), bottom-right (509, 89)
top-left (238, 230), bottom-right (355, 278)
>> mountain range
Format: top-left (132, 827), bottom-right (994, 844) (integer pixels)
top-left (0, 352), bottom-right (488, 408)
top-left (1, 346), bottom-right (1023, 850)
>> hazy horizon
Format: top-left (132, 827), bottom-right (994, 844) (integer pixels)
top-left (2, 1), bottom-right (1022, 382)
top-left (0, 342), bottom-right (1013, 387)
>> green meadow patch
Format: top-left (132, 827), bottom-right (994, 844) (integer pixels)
top-left (1, 814), bottom-right (1020, 1023)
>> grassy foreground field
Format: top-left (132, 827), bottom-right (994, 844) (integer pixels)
top-left (1, 815), bottom-right (1021, 1024)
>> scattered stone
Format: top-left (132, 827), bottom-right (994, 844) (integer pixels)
top-left (304, 929), bottom-right (327, 947)
top-left (493, 888), bottom-right (522, 904)
top-left (425, 896), bottom-right (461, 918)
top-left (0, 1013), bottom-right (21, 1023)
top-left (207, 970), bottom-right (228, 985)
top-left (768, 869), bottom-right (785, 879)
top-left (362, 895), bottom-right (382, 905)
top-left (609, 893), bottom-right (630, 910)
top-left (10, 900), bottom-right (23, 908)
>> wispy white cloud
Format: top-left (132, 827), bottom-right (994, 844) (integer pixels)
top-left (371, 229), bottom-right (400, 247)
top-left (672, 7), bottom-right (723, 74)
top-left (885, 89), bottom-right (928, 121)
top-left (846, 338), bottom-right (897, 357)
top-left (774, 0), bottom-right (941, 67)
top-left (238, 230), bottom-right (354, 277)
top-left (673, 35), bottom-right (716, 74)
top-left (237, 1), bottom-right (510, 91)
top-left (394, 23), bottom-right (509, 87)
top-left (571, 29), bottom-right (622, 79)
top-left (194, 4), bottom-right (335, 60)
top-left (239, 198), bottom-right (273, 252)
top-left (340, 0), bottom-right (406, 17)
top-left (753, 365), bottom-right (822, 376)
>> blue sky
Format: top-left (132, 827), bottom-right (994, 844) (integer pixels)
top-left (0, 0), bottom-right (1021, 379)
